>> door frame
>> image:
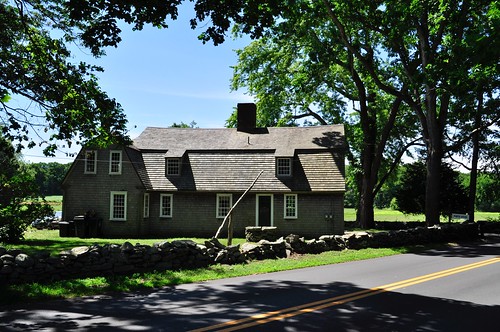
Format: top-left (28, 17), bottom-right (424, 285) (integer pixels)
top-left (255, 194), bottom-right (274, 226)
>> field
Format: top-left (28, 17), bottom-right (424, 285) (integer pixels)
top-left (344, 208), bottom-right (499, 222)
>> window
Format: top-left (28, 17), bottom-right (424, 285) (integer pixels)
top-left (109, 150), bottom-right (122, 174)
top-left (216, 194), bottom-right (233, 218)
top-left (110, 191), bottom-right (127, 221)
top-left (284, 194), bottom-right (298, 219)
top-left (160, 194), bottom-right (173, 218)
top-left (143, 193), bottom-right (150, 218)
top-left (84, 150), bottom-right (97, 174)
top-left (166, 158), bottom-right (181, 176)
top-left (276, 158), bottom-right (292, 176)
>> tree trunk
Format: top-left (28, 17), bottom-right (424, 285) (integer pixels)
top-left (359, 183), bottom-right (375, 229)
top-left (425, 141), bottom-right (442, 226)
top-left (468, 93), bottom-right (483, 223)
top-left (358, 130), bottom-right (377, 229)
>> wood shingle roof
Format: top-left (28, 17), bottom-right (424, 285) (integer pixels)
top-left (133, 125), bottom-right (345, 193)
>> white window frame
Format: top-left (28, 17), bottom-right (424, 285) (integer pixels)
top-left (166, 158), bottom-right (181, 176)
top-left (160, 194), bottom-right (173, 218)
top-left (84, 150), bottom-right (97, 174)
top-left (109, 150), bottom-right (122, 175)
top-left (276, 157), bottom-right (292, 176)
top-left (110, 191), bottom-right (127, 221)
top-left (143, 193), bottom-right (150, 218)
top-left (284, 194), bottom-right (298, 219)
top-left (216, 194), bottom-right (233, 219)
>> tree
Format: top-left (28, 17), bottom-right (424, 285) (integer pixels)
top-left (0, 133), bottom-right (52, 243)
top-left (170, 121), bottom-right (198, 128)
top-left (394, 161), bottom-right (468, 220)
top-left (1, 0), bottom-right (132, 157)
top-left (3, 1), bottom-right (497, 228)
top-left (27, 162), bottom-right (71, 196)
top-left (230, 12), bottom-right (421, 228)
top-left (475, 173), bottom-right (500, 212)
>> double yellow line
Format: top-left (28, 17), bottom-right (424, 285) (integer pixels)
top-left (190, 257), bottom-right (500, 332)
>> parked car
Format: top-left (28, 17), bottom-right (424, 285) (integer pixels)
top-left (31, 211), bottom-right (62, 230)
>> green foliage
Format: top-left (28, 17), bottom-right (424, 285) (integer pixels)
top-left (0, 134), bottom-right (52, 243)
top-left (1, 0), bottom-right (131, 156)
top-left (169, 121), bottom-right (198, 128)
top-left (25, 163), bottom-right (71, 196)
top-left (394, 162), bottom-right (469, 219)
top-left (475, 173), bottom-right (500, 212)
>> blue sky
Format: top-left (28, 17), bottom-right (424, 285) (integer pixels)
top-left (22, 4), bottom-right (253, 163)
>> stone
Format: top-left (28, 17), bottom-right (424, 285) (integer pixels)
top-left (0, 254), bottom-right (15, 264)
top-left (205, 238), bottom-right (225, 249)
top-left (0, 265), bottom-right (13, 274)
top-left (121, 242), bottom-right (134, 252)
top-left (70, 246), bottom-right (90, 257)
top-left (15, 254), bottom-right (35, 268)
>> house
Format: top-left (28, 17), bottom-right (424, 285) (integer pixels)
top-left (62, 103), bottom-right (346, 239)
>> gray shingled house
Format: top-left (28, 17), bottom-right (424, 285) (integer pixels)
top-left (62, 104), bottom-right (346, 238)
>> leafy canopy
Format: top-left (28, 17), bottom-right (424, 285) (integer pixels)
top-left (1, 0), bottom-right (136, 155)
top-left (0, 134), bottom-right (52, 243)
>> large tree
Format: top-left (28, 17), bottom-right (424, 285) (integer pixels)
top-left (394, 161), bottom-right (469, 221)
top-left (224, 0), bottom-right (499, 226)
top-left (3, 1), bottom-right (498, 228)
top-left (230, 13), bottom-right (420, 228)
top-left (1, 0), bottom-right (135, 156)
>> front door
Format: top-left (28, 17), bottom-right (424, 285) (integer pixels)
top-left (257, 195), bottom-right (273, 226)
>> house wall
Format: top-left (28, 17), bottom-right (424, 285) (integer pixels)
top-left (146, 192), bottom-right (344, 239)
top-left (62, 147), bottom-right (146, 238)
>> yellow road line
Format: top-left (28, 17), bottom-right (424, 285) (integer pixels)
top-left (190, 257), bottom-right (500, 332)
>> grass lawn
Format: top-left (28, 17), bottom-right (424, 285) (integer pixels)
top-left (0, 242), bottom-right (409, 306)
top-left (344, 208), bottom-right (499, 222)
top-left (2, 211), bottom-right (496, 305)
top-left (44, 195), bottom-right (63, 211)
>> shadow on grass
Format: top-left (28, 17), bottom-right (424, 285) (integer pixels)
top-left (0, 270), bottom-right (191, 307)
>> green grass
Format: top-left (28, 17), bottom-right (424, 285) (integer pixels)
top-left (44, 195), bottom-right (63, 211)
top-left (344, 208), bottom-right (499, 222)
top-left (0, 246), bottom-right (409, 306)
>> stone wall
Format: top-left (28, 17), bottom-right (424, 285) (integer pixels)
top-left (0, 223), bottom-right (480, 285)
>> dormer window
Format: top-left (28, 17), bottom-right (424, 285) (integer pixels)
top-left (166, 158), bottom-right (181, 176)
top-left (276, 157), bottom-right (292, 176)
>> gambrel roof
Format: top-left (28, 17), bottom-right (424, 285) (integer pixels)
top-left (132, 125), bottom-right (345, 193)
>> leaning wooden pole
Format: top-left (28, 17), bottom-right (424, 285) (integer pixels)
top-left (214, 170), bottom-right (264, 240)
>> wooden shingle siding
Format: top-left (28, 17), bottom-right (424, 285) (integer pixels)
top-left (62, 146), bottom-right (146, 238)
top-left (144, 192), bottom-right (343, 238)
top-left (63, 123), bottom-right (346, 239)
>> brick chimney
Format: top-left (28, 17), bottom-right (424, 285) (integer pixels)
top-left (237, 103), bottom-right (256, 132)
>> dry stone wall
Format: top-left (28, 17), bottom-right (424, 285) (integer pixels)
top-left (0, 223), bottom-right (480, 285)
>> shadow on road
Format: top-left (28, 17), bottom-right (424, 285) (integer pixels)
top-left (407, 233), bottom-right (500, 258)
top-left (1, 275), bottom-right (498, 331)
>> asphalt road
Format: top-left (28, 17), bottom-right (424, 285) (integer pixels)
top-left (1, 235), bottom-right (499, 331)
